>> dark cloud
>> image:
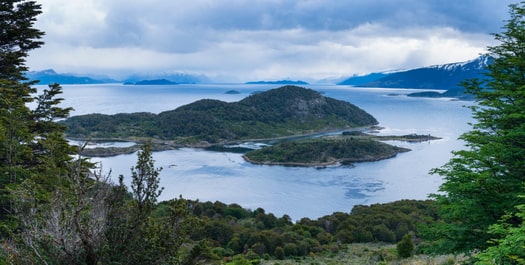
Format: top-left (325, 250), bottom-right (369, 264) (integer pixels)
top-left (83, 0), bottom-right (513, 51)
top-left (29, 0), bottom-right (516, 80)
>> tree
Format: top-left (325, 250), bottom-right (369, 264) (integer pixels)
top-left (129, 142), bottom-right (164, 218)
top-left (475, 202), bottom-right (525, 264)
top-left (5, 156), bottom-right (113, 265)
top-left (0, 0), bottom-right (44, 81)
top-left (396, 234), bottom-right (414, 259)
top-left (425, 2), bottom-right (525, 253)
top-left (0, 0), bottom-right (46, 220)
top-left (103, 143), bottom-right (204, 265)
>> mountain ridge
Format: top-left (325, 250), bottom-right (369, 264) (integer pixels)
top-left (25, 69), bottom-right (117, 84)
top-left (24, 69), bottom-right (210, 85)
top-left (337, 56), bottom-right (492, 99)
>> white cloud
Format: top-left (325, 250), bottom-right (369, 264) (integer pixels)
top-left (27, 0), bottom-right (511, 81)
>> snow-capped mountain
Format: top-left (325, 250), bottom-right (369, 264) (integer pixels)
top-left (338, 56), bottom-right (493, 96)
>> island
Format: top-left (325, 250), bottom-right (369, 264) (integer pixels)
top-left (224, 90), bottom-right (241, 94)
top-left (242, 133), bottom-right (440, 167)
top-left (62, 85), bottom-right (378, 144)
top-left (245, 80), bottom-right (309, 85)
top-left (124, 79), bottom-right (178, 85)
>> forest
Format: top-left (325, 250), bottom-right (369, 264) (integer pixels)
top-left (1, 1), bottom-right (525, 264)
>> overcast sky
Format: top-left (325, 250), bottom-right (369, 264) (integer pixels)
top-left (26, 0), bottom-right (516, 82)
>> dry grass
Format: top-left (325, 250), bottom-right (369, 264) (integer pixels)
top-left (258, 243), bottom-right (466, 265)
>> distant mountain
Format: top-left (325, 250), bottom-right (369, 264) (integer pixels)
top-left (338, 56), bottom-right (493, 99)
top-left (25, 69), bottom-right (211, 85)
top-left (337, 72), bottom-right (389, 86)
top-left (25, 69), bottom-right (116, 84)
top-left (125, 79), bottom-right (178, 85)
top-left (62, 85), bottom-right (378, 143)
top-left (245, 80), bottom-right (309, 85)
top-left (123, 72), bottom-right (211, 84)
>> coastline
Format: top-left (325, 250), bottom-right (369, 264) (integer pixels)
top-left (70, 126), bottom-right (382, 157)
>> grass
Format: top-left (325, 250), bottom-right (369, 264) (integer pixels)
top-left (256, 243), bottom-right (465, 265)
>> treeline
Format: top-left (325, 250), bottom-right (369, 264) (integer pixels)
top-left (165, 199), bottom-right (437, 261)
top-left (62, 86), bottom-right (379, 143)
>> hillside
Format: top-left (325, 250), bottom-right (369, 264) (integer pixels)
top-left (338, 56), bottom-right (492, 98)
top-left (62, 85), bottom-right (378, 144)
top-left (337, 72), bottom-right (389, 86)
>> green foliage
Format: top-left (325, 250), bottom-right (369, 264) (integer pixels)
top-left (424, 2), bottom-right (525, 254)
top-left (62, 85), bottom-right (378, 142)
top-left (102, 144), bottom-right (203, 265)
top-left (183, 199), bottom-right (437, 261)
top-left (0, 0), bottom-right (44, 81)
top-left (129, 142), bottom-right (164, 217)
top-left (0, 81), bottom-right (75, 221)
top-left (244, 136), bottom-right (408, 166)
top-left (274, 246), bottom-right (285, 260)
top-left (475, 202), bottom-right (525, 264)
top-left (396, 234), bottom-right (415, 259)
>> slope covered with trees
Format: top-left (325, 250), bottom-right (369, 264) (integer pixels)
top-left (62, 85), bottom-right (378, 143)
top-left (422, 2), bottom-right (525, 263)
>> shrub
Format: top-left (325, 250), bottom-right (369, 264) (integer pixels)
top-left (274, 246), bottom-right (285, 260)
top-left (396, 234), bottom-right (415, 258)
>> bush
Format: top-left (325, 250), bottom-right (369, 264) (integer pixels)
top-left (274, 246), bottom-right (285, 260)
top-left (396, 234), bottom-right (414, 258)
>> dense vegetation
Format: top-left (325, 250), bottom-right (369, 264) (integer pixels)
top-left (168, 198), bottom-right (439, 262)
top-left (244, 136), bottom-right (409, 166)
top-left (421, 2), bottom-right (525, 263)
top-left (62, 85), bottom-right (378, 144)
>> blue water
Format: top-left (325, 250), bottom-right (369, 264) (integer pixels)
top-left (49, 83), bottom-right (473, 220)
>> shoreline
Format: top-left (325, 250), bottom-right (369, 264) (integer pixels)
top-left (71, 128), bottom-right (439, 162)
top-left (70, 125), bottom-right (382, 157)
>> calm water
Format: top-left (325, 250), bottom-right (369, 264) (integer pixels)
top-left (47, 83), bottom-right (473, 220)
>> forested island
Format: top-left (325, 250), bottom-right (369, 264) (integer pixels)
top-left (62, 85), bottom-right (378, 143)
top-left (243, 133), bottom-right (440, 167)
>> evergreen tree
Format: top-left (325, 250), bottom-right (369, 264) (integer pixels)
top-left (425, 2), bottom-right (525, 253)
top-left (0, 0), bottom-right (46, 220)
top-left (0, 0), bottom-right (44, 81)
top-left (396, 234), bottom-right (414, 259)
top-left (130, 142), bottom-right (164, 218)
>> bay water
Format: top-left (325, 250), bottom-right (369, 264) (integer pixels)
top-left (49, 83), bottom-right (473, 220)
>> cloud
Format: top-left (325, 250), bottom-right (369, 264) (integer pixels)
top-left (28, 0), bottom-right (514, 81)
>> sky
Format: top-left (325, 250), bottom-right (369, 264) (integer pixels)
top-left (27, 0), bottom-right (516, 82)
